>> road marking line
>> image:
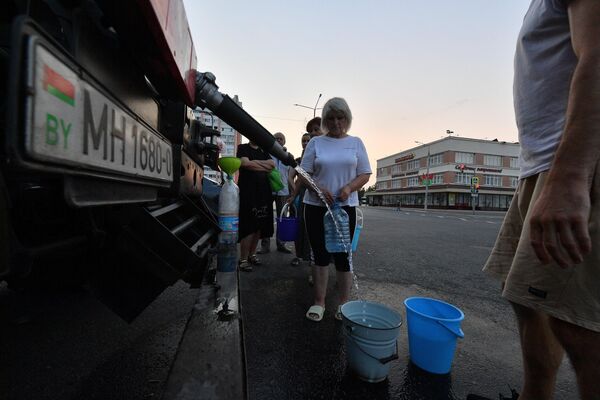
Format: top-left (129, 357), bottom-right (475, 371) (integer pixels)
top-left (485, 221), bottom-right (495, 224)
top-left (437, 216), bottom-right (445, 218)
top-left (459, 218), bottom-right (468, 221)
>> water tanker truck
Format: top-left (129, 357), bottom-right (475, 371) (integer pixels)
top-left (0, 0), bottom-right (295, 320)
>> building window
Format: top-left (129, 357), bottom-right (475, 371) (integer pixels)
top-left (406, 159), bottom-right (420, 170)
top-left (483, 155), bottom-right (502, 166)
top-left (378, 181), bottom-right (390, 190)
top-left (511, 177), bottom-right (518, 188)
top-left (485, 175), bottom-right (502, 187)
top-left (392, 179), bottom-right (401, 189)
top-left (407, 177), bottom-right (420, 187)
top-left (455, 152), bottom-right (474, 164)
top-left (428, 153), bottom-right (443, 166)
top-left (510, 157), bottom-right (519, 168)
top-left (432, 173), bottom-right (444, 185)
top-left (455, 172), bottom-right (474, 185)
top-left (392, 165), bottom-right (401, 175)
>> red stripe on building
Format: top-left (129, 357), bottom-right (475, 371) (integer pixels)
top-left (43, 65), bottom-right (75, 99)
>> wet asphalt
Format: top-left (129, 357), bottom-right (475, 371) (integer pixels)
top-left (239, 206), bottom-right (578, 400)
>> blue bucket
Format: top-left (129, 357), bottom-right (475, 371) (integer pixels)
top-left (404, 297), bottom-right (464, 374)
top-left (277, 204), bottom-right (299, 242)
top-left (341, 301), bottom-right (402, 382)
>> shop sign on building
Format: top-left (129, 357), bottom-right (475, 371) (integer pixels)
top-left (454, 164), bottom-right (503, 173)
top-left (394, 153), bottom-right (414, 163)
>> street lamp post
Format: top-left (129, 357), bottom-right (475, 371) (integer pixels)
top-left (294, 93), bottom-right (322, 117)
top-left (415, 141), bottom-right (431, 211)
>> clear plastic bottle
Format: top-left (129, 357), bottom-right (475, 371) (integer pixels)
top-left (324, 202), bottom-right (351, 253)
top-left (217, 176), bottom-right (239, 272)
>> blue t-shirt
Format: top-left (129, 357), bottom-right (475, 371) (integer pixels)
top-left (300, 135), bottom-right (371, 207)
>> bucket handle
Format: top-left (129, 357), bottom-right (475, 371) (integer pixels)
top-left (436, 320), bottom-right (464, 338)
top-left (280, 203), bottom-right (297, 219)
top-left (345, 326), bottom-right (399, 364)
top-left (355, 207), bottom-right (364, 228)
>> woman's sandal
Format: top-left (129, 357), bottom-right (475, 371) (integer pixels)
top-left (334, 305), bottom-right (343, 321)
top-left (248, 254), bottom-right (262, 265)
top-left (239, 259), bottom-right (253, 272)
top-left (306, 305), bottom-right (325, 322)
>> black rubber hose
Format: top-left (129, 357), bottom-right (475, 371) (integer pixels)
top-left (211, 95), bottom-right (297, 167)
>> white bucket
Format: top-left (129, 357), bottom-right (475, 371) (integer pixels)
top-left (341, 301), bottom-right (403, 382)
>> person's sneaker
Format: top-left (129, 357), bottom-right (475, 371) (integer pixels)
top-left (256, 248), bottom-right (269, 254)
top-left (277, 246), bottom-right (292, 254)
top-left (290, 257), bottom-right (300, 266)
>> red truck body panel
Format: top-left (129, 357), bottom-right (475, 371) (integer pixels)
top-left (138, 0), bottom-right (197, 106)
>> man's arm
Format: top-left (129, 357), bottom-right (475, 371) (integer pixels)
top-left (254, 159), bottom-right (275, 169)
top-left (240, 157), bottom-right (273, 172)
top-left (528, 0), bottom-right (600, 268)
top-left (287, 167), bottom-right (296, 195)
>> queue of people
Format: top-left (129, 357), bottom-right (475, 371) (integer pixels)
top-left (234, 97), bottom-right (372, 325)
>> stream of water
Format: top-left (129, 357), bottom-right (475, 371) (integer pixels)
top-left (295, 166), bottom-right (360, 291)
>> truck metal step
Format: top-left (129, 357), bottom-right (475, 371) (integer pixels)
top-left (90, 195), bottom-right (220, 322)
top-left (125, 195), bottom-right (219, 284)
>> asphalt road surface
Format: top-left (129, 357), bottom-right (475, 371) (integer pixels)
top-left (1, 206), bottom-right (579, 400)
top-left (240, 206), bottom-right (578, 400)
top-left (350, 207), bottom-right (577, 399)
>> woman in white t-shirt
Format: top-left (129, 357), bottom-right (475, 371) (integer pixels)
top-left (300, 97), bottom-right (372, 322)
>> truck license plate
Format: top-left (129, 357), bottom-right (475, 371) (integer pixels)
top-left (24, 37), bottom-right (173, 184)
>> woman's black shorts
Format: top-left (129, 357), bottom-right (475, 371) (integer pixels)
top-left (303, 204), bottom-right (356, 271)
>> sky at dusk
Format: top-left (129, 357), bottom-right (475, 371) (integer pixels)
top-left (183, 1), bottom-right (531, 186)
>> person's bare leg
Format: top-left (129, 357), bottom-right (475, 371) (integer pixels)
top-left (249, 231), bottom-right (261, 256)
top-left (549, 317), bottom-right (600, 399)
top-left (336, 270), bottom-right (352, 305)
top-left (511, 302), bottom-right (564, 400)
top-left (240, 234), bottom-right (253, 261)
top-left (312, 265), bottom-right (329, 307)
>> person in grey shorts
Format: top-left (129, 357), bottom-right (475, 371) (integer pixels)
top-left (484, 1), bottom-right (600, 399)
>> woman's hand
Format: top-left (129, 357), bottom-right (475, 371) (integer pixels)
top-left (285, 196), bottom-right (294, 205)
top-left (338, 185), bottom-right (352, 202)
top-left (318, 187), bottom-right (335, 205)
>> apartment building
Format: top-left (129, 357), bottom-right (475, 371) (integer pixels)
top-left (367, 136), bottom-right (520, 211)
top-left (193, 95), bottom-right (243, 182)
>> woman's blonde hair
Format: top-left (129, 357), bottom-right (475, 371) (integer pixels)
top-left (321, 97), bottom-right (352, 134)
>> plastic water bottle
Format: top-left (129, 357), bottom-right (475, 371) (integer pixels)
top-left (351, 208), bottom-right (363, 252)
top-left (324, 202), bottom-right (351, 253)
top-left (217, 176), bottom-right (239, 272)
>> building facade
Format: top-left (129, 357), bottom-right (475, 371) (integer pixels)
top-left (193, 95), bottom-right (243, 182)
top-left (367, 137), bottom-right (520, 211)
